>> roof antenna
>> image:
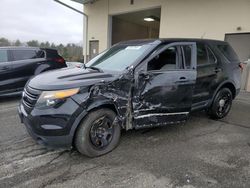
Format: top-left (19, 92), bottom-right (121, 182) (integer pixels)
top-left (201, 32), bottom-right (206, 39)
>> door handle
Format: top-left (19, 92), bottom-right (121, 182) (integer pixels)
top-left (214, 68), bottom-right (222, 73)
top-left (177, 77), bottom-right (188, 83)
top-left (179, 77), bottom-right (188, 81)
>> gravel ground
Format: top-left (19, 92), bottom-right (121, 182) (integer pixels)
top-left (0, 92), bottom-right (250, 188)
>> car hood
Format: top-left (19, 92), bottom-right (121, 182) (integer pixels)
top-left (28, 68), bottom-right (117, 90)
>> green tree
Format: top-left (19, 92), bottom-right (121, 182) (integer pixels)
top-left (40, 42), bottom-right (46, 48)
top-left (14, 39), bottom-right (21, 46)
top-left (51, 43), bottom-right (56, 49)
top-left (0, 37), bottom-right (83, 62)
top-left (27, 40), bottom-right (39, 47)
top-left (0, 37), bottom-right (11, 47)
top-left (63, 47), bottom-right (69, 59)
top-left (57, 44), bottom-right (64, 56)
top-left (45, 41), bottom-right (50, 48)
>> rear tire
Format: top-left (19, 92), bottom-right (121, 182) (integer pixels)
top-left (75, 108), bottom-right (121, 157)
top-left (208, 88), bottom-right (233, 119)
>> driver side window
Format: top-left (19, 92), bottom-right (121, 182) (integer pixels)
top-left (147, 46), bottom-right (181, 71)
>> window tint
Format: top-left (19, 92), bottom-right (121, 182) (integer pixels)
top-left (182, 46), bottom-right (192, 69)
top-left (12, 50), bottom-right (37, 61)
top-left (197, 44), bottom-right (208, 65)
top-left (217, 44), bottom-right (239, 62)
top-left (45, 49), bottom-right (58, 58)
top-left (36, 50), bottom-right (45, 58)
top-left (148, 47), bottom-right (179, 71)
top-left (0, 50), bottom-right (8, 63)
top-left (207, 47), bottom-right (217, 64)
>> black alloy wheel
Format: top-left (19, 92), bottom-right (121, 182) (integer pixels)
top-left (75, 108), bottom-right (121, 157)
top-left (90, 116), bottom-right (114, 150)
top-left (208, 88), bottom-right (233, 119)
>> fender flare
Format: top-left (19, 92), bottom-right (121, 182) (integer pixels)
top-left (208, 80), bottom-right (236, 107)
top-left (86, 99), bottom-right (120, 115)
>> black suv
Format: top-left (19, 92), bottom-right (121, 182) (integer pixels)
top-left (0, 47), bottom-right (66, 96)
top-left (18, 39), bottom-right (241, 157)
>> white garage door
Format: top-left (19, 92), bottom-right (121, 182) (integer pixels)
top-left (225, 33), bottom-right (250, 62)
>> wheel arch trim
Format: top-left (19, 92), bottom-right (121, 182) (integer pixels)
top-left (209, 80), bottom-right (237, 107)
top-left (86, 100), bottom-right (120, 115)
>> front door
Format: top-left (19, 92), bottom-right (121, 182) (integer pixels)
top-left (132, 42), bottom-right (197, 128)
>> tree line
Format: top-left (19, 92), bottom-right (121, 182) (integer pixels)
top-left (0, 37), bottom-right (83, 62)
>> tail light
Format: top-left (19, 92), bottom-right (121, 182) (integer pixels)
top-left (239, 63), bottom-right (244, 72)
top-left (53, 57), bottom-right (65, 64)
top-left (76, 64), bottom-right (81, 68)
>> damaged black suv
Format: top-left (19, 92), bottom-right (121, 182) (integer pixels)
top-left (18, 39), bottom-right (241, 157)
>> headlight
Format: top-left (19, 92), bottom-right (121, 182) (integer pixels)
top-left (36, 88), bottom-right (80, 108)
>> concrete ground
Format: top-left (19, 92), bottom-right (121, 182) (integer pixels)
top-left (0, 93), bottom-right (250, 188)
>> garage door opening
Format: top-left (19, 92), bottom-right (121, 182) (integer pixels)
top-left (111, 8), bottom-right (161, 45)
top-left (225, 33), bottom-right (250, 62)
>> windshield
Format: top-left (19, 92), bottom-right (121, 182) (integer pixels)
top-left (86, 44), bottom-right (151, 71)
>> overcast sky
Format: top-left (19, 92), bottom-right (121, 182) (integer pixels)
top-left (0, 0), bottom-right (83, 45)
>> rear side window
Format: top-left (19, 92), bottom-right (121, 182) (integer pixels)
top-left (197, 43), bottom-right (217, 65)
top-left (217, 44), bottom-right (239, 62)
top-left (36, 50), bottom-right (45, 58)
top-left (12, 50), bottom-right (40, 61)
top-left (0, 50), bottom-right (8, 63)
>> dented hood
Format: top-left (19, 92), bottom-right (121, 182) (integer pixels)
top-left (28, 68), bottom-right (117, 90)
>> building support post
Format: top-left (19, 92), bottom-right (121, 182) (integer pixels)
top-left (54, 0), bottom-right (88, 63)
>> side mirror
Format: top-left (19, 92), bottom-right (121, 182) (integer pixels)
top-left (126, 65), bottom-right (134, 72)
top-left (139, 71), bottom-right (150, 80)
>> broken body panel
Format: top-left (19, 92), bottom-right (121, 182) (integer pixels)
top-left (71, 42), bottom-right (197, 130)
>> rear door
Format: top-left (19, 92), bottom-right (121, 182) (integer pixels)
top-left (192, 43), bottom-right (219, 109)
top-left (132, 42), bottom-right (197, 128)
top-left (0, 49), bottom-right (14, 93)
top-left (9, 49), bottom-right (45, 89)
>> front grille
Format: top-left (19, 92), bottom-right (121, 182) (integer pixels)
top-left (22, 86), bottom-right (41, 113)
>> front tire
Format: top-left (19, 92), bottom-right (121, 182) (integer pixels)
top-left (208, 88), bottom-right (233, 119)
top-left (75, 108), bottom-right (121, 157)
